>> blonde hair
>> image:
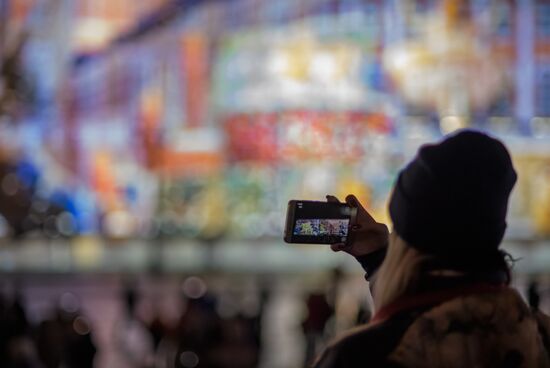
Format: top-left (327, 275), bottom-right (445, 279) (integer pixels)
top-left (373, 233), bottom-right (432, 310)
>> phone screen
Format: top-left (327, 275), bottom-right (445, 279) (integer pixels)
top-left (284, 200), bottom-right (356, 244)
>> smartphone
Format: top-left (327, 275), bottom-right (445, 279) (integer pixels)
top-left (284, 200), bottom-right (356, 245)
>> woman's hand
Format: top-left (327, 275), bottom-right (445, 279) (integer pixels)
top-left (326, 194), bottom-right (389, 257)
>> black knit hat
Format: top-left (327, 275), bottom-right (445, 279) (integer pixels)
top-left (389, 130), bottom-right (517, 267)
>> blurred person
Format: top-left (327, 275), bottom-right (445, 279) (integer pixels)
top-left (314, 130), bottom-right (550, 367)
top-left (35, 294), bottom-right (96, 368)
top-left (167, 293), bottom-right (221, 368)
top-left (0, 291), bottom-right (42, 368)
top-left (63, 316), bottom-right (96, 368)
top-left (35, 318), bottom-right (63, 368)
top-left (302, 268), bottom-right (343, 366)
top-left (113, 282), bottom-right (155, 368)
top-left (302, 292), bottom-right (334, 366)
top-left (147, 304), bottom-right (167, 351)
top-left (210, 314), bottom-right (261, 368)
top-left (254, 283), bottom-right (271, 353)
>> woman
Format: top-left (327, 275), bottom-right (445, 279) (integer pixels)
top-left (314, 130), bottom-right (550, 367)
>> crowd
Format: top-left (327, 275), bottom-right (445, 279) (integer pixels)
top-left (0, 270), bottom-right (359, 368)
top-left (0, 274), bottom-right (545, 368)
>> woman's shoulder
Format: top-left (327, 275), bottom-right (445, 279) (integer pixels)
top-left (312, 311), bottom-right (418, 368)
top-left (389, 288), bottom-right (550, 367)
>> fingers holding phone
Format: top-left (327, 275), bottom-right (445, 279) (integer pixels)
top-left (326, 194), bottom-right (389, 257)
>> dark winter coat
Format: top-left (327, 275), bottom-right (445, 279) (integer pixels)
top-left (313, 249), bottom-right (550, 368)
